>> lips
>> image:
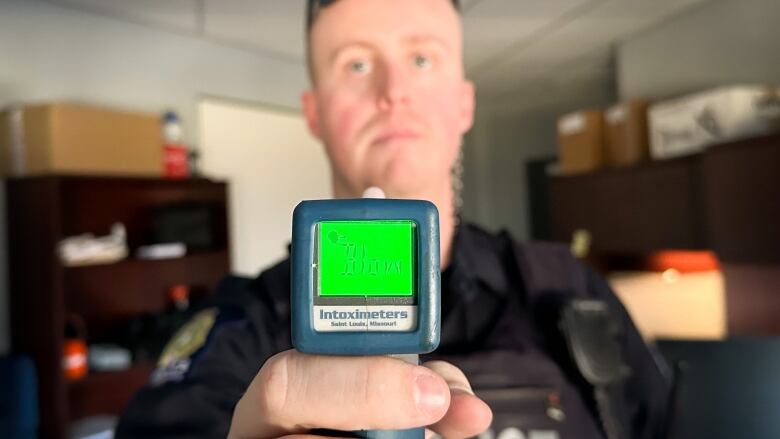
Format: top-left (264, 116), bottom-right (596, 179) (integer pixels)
top-left (372, 129), bottom-right (421, 146)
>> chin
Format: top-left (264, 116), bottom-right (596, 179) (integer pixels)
top-left (372, 169), bottom-right (431, 199)
top-left (378, 184), bottom-right (422, 199)
top-left (363, 152), bottom-right (447, 198)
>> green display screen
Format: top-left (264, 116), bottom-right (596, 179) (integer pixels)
top-left (318, 220), bottom-right (415, 297)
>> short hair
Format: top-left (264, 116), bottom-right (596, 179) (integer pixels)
top-left (306, 0), bottom-right (461, 34)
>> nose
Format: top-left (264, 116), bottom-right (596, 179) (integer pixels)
top-left (376, 62), bottom-right (411, 111)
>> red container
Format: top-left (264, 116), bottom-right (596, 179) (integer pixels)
top-left (164, 144), bottom-right (189, 178)
top-left (62, 338), bottom-right (88, 381)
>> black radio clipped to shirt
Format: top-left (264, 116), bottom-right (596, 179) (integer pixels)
top-left (560, 299), bottom-right (631, 439)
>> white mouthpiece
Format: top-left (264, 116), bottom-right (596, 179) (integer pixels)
top-left (362, 186), bottom-right (386, 199)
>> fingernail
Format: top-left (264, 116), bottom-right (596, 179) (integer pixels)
top-left (414, 373), bottom-right (447, 415)
top-left (448, 384), bottom-right (475, 396)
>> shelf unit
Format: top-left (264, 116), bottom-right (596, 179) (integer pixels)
top-left (64, 251), bottom-right (229, 339)
top-left (68, 362), bottom-right (156, 421)
top-left (550, 153), bottom-right (705, 254)
top-left (549, 132), bottom-right (780, 263)
top-left (7, 175), bottom-right (230, 439)
top-left (549, 132), bottom-right (780, 334)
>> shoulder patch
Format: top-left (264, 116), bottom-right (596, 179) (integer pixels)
top-left (157, 308), bottom-right (218, 369)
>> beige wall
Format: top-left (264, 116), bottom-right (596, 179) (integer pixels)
top-left (199, 99), bottom-right (331, 276)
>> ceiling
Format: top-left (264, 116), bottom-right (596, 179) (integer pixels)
top-left (41, 0), bottom-right (713, 98)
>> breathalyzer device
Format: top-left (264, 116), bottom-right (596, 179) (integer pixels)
top-left (291, 196), bottom-right (441, 439)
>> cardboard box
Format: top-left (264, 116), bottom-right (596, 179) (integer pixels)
top-left (649, 85), bottom-right (780, 160)
top-left (557, 110), bottom-right (604, 174)
top-left (604, 100), bottom-right (651, 167)
top-left (1, 103), bottom-right (164, 177)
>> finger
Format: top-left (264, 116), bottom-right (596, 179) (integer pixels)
top-left (423, 361), bottom-right (493, 439)
top-left (228, 350), bottom-right (450, 439)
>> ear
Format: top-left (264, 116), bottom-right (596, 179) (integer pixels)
top-left (301, 89), bottom-right (322, 140)
top-left (458, 80), bottom-right (476, 134)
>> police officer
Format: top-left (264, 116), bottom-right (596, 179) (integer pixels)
top-left (116, 1), bottom-right (670, 438)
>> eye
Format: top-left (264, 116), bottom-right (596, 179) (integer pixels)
top-left (349, 59), bottom-right (372, 74)
top-left (413, 54), bottom-right (432, 70)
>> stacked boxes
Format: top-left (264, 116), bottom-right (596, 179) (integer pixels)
top-left (605, 100), bottom-right (651, 167)
top-left (557, 102), bottom-right (652, 174)
top-left (556, 110), bottom-right (605, 175)
top-left (0, 103), bottom-right (163, 177)
top-left (556, 85), bottom-right (780, 174)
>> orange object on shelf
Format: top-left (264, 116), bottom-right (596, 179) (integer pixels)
top-left (645, 250), bottom-right (720, 273)
top-left (167, 284), bottom-right (189, 302)
top-left (167, 284), bottom-right (191, 311)
top-left (62, 339), bottom-right (88, 381)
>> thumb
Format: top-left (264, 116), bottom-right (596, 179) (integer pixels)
top-left (229, 351), bottom-right (451, 438)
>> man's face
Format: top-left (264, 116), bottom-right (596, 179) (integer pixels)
top-left (302, 0), bottom-right (475, 198)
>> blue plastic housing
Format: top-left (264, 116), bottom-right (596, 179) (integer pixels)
top-left (291, 199), bottom-right (440, 355)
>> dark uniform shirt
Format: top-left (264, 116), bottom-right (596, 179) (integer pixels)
top-left (116, 223), bottom-right (670, 439)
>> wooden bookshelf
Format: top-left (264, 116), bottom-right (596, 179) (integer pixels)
top-left (7, 175), bottom-right (230, 439)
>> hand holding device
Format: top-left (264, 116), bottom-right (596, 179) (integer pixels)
top-left (227, 193), bottom-right (492, 439)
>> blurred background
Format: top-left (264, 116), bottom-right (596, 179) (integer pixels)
top-left (0, 0), bottom-right (778, 438)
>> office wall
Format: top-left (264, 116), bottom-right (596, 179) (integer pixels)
top-left (0, 0), bottom-right (307, 142)
top-left (0, 0), bottom-right (310, 354)
top-left (617, 0), bottom-right (780, 100)
top-left (461, 76), bottom-right (616, 241)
